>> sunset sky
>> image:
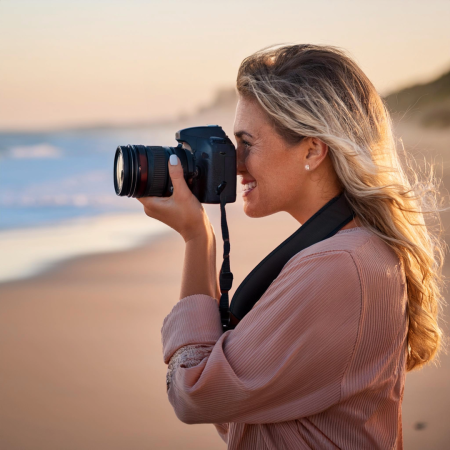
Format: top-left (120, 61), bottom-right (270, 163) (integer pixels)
top-left (1, 0), bottom-right (449, 131)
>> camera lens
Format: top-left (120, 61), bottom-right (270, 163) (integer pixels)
top-left (114, 146), bottom-right (131, 196)
top-left (116, 152), bottom-right (124, 191)
top-left (114, 145), bottom-right (195, 198)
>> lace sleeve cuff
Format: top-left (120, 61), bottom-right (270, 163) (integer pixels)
top-left (166, 344), bottom-right (213, 390)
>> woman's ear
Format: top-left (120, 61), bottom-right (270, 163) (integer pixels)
top-left (305, 137), bottom-right (328, 170)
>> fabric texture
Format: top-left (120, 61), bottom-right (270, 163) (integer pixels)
top-left (161, 227), bottom-right (408, 450)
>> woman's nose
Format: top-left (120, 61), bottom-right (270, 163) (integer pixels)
top-left (236, 148), bottom-right (247, 174)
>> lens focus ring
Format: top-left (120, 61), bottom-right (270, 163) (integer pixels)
top-left (147, 147), bottom-right (167, 196)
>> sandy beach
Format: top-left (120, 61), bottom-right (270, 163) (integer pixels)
top-left (1, 123), bottom-right (449, 449)
top-left (1, 197), bottom-right (450, 449)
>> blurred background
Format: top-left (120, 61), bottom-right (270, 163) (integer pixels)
top-left (0, 0), bottom-right (449, 449)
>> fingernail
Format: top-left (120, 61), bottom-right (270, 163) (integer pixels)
top-left (170, 154), bottom-right (178, 166)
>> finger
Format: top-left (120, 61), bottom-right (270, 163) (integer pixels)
top-left (168, 154), bottom-right (190, 197)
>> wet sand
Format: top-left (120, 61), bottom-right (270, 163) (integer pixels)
top-left (1, 123), bottom-right (449, 449)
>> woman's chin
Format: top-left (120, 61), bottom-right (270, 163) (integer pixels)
top-left (242, 188), bottom-right (275, 217)
top-left (243, 199), bottom-right (270, 218)
top-left (243, 207), bottom-right (260, 218)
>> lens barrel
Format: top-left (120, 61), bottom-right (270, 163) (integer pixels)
top-left (114, 145), bottom-right (194, 198)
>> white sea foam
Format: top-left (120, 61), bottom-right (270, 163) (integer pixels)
top-left (8, 144), bottom-right (62, 159)
top-left (0, 213), bottom-right (170, 283)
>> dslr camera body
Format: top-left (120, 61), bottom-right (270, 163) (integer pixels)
top-left (114, 125), bottom-right (236, 204)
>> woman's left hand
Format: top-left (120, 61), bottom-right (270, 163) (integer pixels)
top-left (137, 155), bottom-right (211, 242)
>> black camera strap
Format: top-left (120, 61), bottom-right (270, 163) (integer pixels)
top-left (216, 182), bottom-right (234, 330)
top-left (216, 191), bottom-right (354, 332)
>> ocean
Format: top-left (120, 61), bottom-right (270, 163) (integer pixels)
top-left (0, 125), bottom-right (190, 283)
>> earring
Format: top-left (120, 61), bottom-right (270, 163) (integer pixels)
top-left (305, 165), bottom-right (310, 170)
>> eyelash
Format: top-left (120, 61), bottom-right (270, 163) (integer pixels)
top-left (242, 140), bottom-right (251, 150)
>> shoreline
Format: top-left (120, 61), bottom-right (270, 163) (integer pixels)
top-left (0, 228), bottom-right (175, 288)
top-left (0, 212), bottom-right (171, 284)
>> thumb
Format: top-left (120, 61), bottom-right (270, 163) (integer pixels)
top-left (168, 154), bottom-right (190, 196)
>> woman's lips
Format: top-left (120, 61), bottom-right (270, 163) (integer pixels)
top-left (242, 180), bottom-right (257, 197)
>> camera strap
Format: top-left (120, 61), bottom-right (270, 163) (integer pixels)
top-left (216, 182), bottom-right (234, 331)
top-left (216, 192), bottom-right (354, 331)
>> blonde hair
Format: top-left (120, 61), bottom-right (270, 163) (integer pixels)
top-left (237, 44), bottom-right (446, 371)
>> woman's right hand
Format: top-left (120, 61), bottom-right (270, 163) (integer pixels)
top-left (137, 155), bottom-right (212, 242)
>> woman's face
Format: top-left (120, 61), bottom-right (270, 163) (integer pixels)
top-left (234, 96), bottom-right (311, 219)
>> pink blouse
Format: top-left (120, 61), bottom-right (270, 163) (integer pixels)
top-left (162, 227), bottom-right (408, 449)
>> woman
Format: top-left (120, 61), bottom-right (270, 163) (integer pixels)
top-left (139, 45), bottom-right (445, 449)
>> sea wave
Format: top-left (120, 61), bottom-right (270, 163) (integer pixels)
top-left (7, 143), bottom-right (62, 159)
top-left (0, 193), bottom-right (132, 208)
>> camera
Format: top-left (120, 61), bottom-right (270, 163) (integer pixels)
top-left (114, 125), bottom-right (236, 204)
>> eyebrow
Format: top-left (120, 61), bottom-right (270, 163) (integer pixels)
top-left (234, 130), bottom-right (254, 139)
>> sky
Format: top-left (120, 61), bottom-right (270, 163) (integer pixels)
top-left (1, 0), bottom-right (449, 131)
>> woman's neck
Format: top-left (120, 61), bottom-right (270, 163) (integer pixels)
top-left (341, 216), bottom-right (361, 230)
